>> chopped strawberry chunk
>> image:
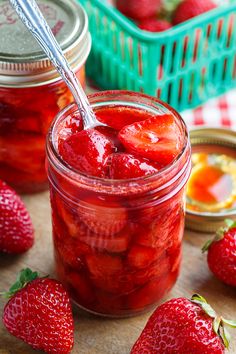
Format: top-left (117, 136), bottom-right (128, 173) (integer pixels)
top-left (86, 253), bottom-right (123, 278)
top-left (95, 106), bottom-right (151, 130)
top-left (66, 271), bottom-right (95, 304)
top-left (80, 226), bottom-right (130, 253)
top-left (77, 197), bottom-right (127, 236)
top-left (108, 153), bottom-right (159, 179)
top-left (58, 128), bottom-right (114, 177)
top-left (118, 114), bottom-right (183, 166)
top-left (127, 245), bottom-right (159, 269)
top-left (127, 275), bottom-right (170, 311)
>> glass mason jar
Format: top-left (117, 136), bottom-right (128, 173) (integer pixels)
top-left (46, 91), bottom-right (191, 317)
top-left (0, 0), bottom-right (91, 193)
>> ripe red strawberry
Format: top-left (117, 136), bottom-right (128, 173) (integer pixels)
top-left (116, 0), bottom-right (161, 20)
top-left (2, 268), bottom-right (74, 354)
top-left (118, 114), bottom-right (183, 166)
top-left (138, 19), bottom-right (172, 32)
top-left (173, 0), bottom-right (217, 25)
top-left (202, 219), bottom-right (236, 287)
top-left (108, 153), bottom-right (159, 179)
top-left (0, 180), bottom-right (34, 253)
top-left (131, 294), bottom-right (236, 353)
top-left (58, 128), bottom-right (114, 178)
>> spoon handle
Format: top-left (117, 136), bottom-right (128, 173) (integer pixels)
top-left (9, 0), bottom-right (95, 127)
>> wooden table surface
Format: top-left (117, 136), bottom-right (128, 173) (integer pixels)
top-left (0, 190), bottom-right (236, 354)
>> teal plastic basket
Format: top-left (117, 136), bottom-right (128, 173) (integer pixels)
top-left (79, 0), bottom-right (236, 111)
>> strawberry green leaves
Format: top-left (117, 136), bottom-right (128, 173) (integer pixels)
top-left (191, 294), bottom-right (236, 349)
top-left (3, 268), bottom-right (38, 299)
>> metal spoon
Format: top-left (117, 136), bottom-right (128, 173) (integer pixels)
top-left (9, 0), bottom-right (100, 129)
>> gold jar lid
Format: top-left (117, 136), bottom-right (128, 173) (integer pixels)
top-left (186, 127), bottom-right (236, 233)
top-left (0, 0), bottom-right (91, 87)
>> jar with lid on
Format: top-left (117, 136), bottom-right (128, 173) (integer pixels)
top-left (0, 0), bottom-right (91, 193)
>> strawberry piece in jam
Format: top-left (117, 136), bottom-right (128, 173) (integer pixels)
top-left (59, 129), bottom-right (115, 178)
top-left (119, 114), bottom-right (183, 165)
top-left (108, 153), bottom-right (159, 179)
top-left (77, 197), bottom-right (127, 236)
top-left (96, 106), bottom-right (148, 130)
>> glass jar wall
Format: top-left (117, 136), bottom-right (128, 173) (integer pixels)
top-left (46, 91), bottom-right (191, 317)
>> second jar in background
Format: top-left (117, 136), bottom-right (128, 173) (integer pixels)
top-left (0, 0), bottom-right (91, 193)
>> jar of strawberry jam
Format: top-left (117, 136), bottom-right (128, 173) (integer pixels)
top-left (46, 91), bottom-right (191, 317)
top-left (0, 0), bottom-right (91, 193)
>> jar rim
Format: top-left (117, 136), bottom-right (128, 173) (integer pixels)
top-left (46, 90), bottom-right (191, 195)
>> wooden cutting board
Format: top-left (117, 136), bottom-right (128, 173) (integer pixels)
top-left (0, 190), bottom-right (236, 354)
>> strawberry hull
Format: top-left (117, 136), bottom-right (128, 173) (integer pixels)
top-left (47, 91), bottom-right (191, 317)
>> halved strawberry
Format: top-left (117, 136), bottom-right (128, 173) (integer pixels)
top-left (127, 275), bottom-right (169, 311)
top-left (108, 153), bottom-right (159, 179)
top-left (86, 253), bottom-right (123, 278)
top-left (133, 256), bottom-right (171, 286)
top-left (66, 271), bottom-right (95, 305)
top-left (95, 290), bottom-right (125, 315)
top-left (95, 106), bottom-right (151, 130)
top-left (77, 197), bottom-right (127, 236)
top-left (55, 237), bottom-right (86, 269)
top-left (55, 195), bottom-right (84, 238)
top-left (79, 225), bottom-right (130, 254)
top-left (58, 129), bottom-right (114, 178)
top-left (127, 245), bottom-right (159, 269)
top-left (118, 114), bottom-right (183, 166)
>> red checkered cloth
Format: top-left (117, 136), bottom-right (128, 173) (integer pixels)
top-left (182, 89), bottom-right (236, 130)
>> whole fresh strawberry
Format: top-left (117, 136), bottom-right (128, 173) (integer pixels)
top-left (2, 268), bottom-right (74, 354)
top-left (116, 0), bottom-right (161, 20)
top-left (173, 0), bottom-right (217, 25)
top-left (0, 180), bottom-right (34, 253)
top-left (131, 294), bottom-right (236, 353)
top-left (138, 19), bottom-right (172, 32)
top-left (202, 219), bottom-right (236, 287)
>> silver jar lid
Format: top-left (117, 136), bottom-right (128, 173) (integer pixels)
top-left (0, 0), bottom-right (91, 87)
top-left (186, 127), bottom-right (236, 233)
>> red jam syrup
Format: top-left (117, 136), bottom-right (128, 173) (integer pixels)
top-left (49, 100), bottom-right (189, 317)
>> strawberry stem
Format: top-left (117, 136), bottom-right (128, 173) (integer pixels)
top-left (202, 219), bottom-right (236, 253)
top-left (202, 239), bottom-right (213, 253)
top-left (191, 294), bottom-right (236, 349)
top-left (224, 219), bottom-right (236, 229)
top-left (2, 268), bottom-right (39, 299)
